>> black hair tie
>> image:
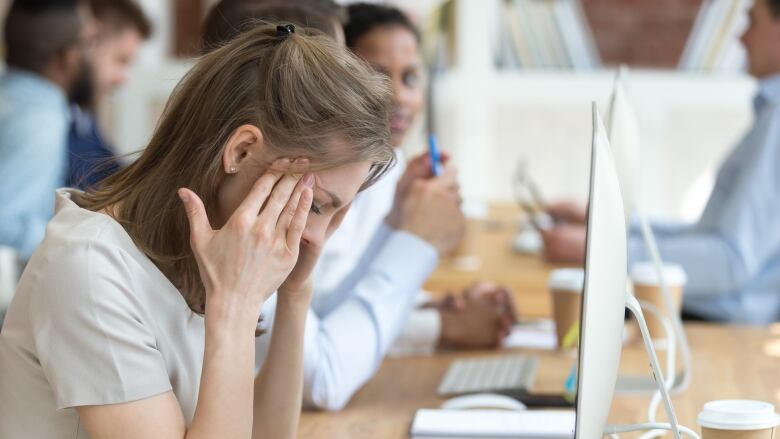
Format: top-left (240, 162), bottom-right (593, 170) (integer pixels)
top-left (276, 24), bottom-right (295, 37)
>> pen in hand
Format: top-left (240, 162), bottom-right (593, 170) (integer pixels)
top-left (428, 133), bottom-right (444, 177)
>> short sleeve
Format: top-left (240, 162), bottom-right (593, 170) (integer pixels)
top-left (28, 239), bottom-right (172, 409)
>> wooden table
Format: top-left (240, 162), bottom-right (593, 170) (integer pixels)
top-left (299, 205), bottom-right (780, 438)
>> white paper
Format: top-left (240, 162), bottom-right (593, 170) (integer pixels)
top-left (502, 320), bottom-right (558, 350)
top-left (410, 409), bottom-right (575, 438)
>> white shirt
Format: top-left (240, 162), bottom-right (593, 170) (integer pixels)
top-left (0, 190), bottom-right (205, 438)
top-left (255, 151), bottom-right (441, 411)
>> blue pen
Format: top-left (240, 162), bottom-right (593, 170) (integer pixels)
top-left (428, 133), bottom-right (443, 177)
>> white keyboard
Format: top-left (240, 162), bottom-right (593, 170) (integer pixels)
top-left (438, 354), bottom-right (539, 396)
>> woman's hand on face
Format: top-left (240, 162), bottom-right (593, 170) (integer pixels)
top-left (178, 159), bottom-right (314, 315)
top-left (278, 200), bottom-right (354, 302)
top-left (277, 243), bottom-right (320, 303)
top-left (280, 196), bottom-right (356, 300)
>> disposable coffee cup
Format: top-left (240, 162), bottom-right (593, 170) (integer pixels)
top-left (548, 268), bottom-right (584, 348)
top-left (699, 400), bottom-right (779, 439)
top-left (630, 262), bottom-right (687, 341)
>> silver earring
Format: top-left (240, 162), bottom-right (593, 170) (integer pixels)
top-left (229, 166), bottom-right (237, 174)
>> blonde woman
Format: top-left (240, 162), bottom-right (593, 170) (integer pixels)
top-left (0, 24), bottom-right (394, 439)
top-left (198, 1), bottom-right (515, 411)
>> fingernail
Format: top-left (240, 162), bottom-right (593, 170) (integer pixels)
top-left (177, 189), bottom-right (188, 202)
top-left (303, 173), bottom-right (314, 187)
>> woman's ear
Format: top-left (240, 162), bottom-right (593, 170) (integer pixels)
top-left (222, 124), bottom-right (264, 175)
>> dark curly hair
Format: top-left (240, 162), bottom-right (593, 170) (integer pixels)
top-left (343, 3), bottom-right (420, 50)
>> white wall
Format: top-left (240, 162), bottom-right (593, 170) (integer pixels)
top-left (110, 65), bottom-right (755, 223)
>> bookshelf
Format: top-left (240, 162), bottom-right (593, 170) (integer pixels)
top-left (496, 0), bottom-right (601, 69)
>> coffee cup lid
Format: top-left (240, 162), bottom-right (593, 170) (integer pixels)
top-left (698, 400), bottom-right (780, 430)
top-left (630, 261), bottom-right (687, 286)
top-left (548, 268), bottom-right (584, 292)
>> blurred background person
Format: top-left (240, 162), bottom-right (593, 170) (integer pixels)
top-left (68, 0), bottom-right (151, 190)
top-left (339, 2), bottom-right (516, 356)
top-left (542, 0), bottom-right (780, 325)
top-left (0, 0), bottom-right (96, 261)
top-left (201, 0), bottom-right (346, 48)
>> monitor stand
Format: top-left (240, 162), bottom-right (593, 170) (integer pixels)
top-left (604, 295), bottom-right (700, 439)
top-left (616, 209), bottom-right (693, 396)
top-left (617, 298), bottom-right (677, 397)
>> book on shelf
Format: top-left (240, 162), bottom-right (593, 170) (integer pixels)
top-left (497, 0), bottom-right (601, 70)
top-left (679, 0), bottom-right (750, 73)
top-left (422, 0), bottom-right (458, 74)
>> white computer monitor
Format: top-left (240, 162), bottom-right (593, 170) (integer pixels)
top-left (605, 66), bottom-right (641, 225)
top-left (606, 67), bottom-right (693, 395)
top-left (574, 103), bottom-right (629, 438)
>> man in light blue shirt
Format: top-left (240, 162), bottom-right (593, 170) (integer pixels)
top-left (0, 0), bottom-right (96, 260)
top-left (542, 0), bottom-right (780, 324)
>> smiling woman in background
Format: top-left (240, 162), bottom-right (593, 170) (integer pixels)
top-left (0, 23), bottom-right (394, 439)
top-left (336, 3), bottom-right (518, 355)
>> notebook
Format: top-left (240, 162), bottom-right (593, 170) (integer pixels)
top-left (410, 409), bottom-right (575, 438)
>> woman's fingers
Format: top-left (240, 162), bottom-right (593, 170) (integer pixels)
top-left (275, 175), bottom-right (311, 234)
top-left (234, 172), bottom-right (282, 220)
top-left (257, 172), bottom-right (302, 227)
top-left (178, 188), bottom-right (211, 249)
top-left (265, 158), bottom-right (311, 232)
top-left (286, 186), bottom-right (312, 250)
top-left (439, 165), bottom-right (459, 187)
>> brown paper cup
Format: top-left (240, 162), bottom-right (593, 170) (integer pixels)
top-left (548, 268), bottom-right (584, 349)
top-left (633, 283), bottom-right (683, 340)
top-left (551, 289), bottom-right (581, 348)
top-left (701, 427), bottom-right (775, 439)
top-left (630, 262), bottom-right (687, 341)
